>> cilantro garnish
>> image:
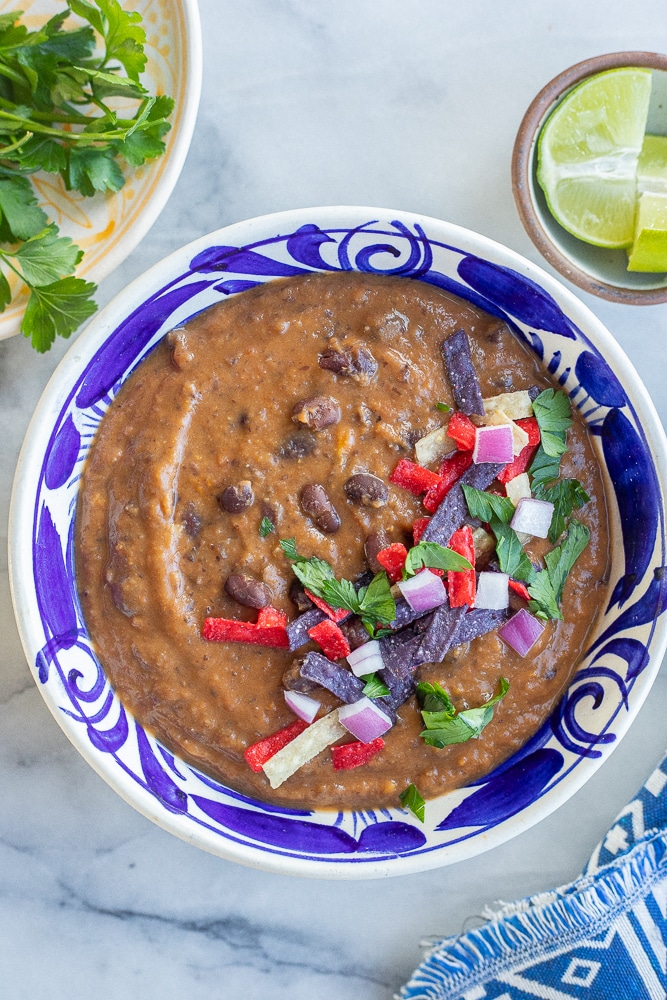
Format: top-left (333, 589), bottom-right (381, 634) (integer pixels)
top-left (532, 478), bottom-right (590, 543)
top-left (402, 540), bottom-right (472, 579)
top-left (435, 401), bottom-right (451, 412)
top-left (417, 678), bottom-right (509, 748)
top-left (361, 673), bottom-right (390, 698)
top-left (531, 388), bottom-right (572, 458)
top-left (279, 538), bottom-right (396, 634)
top-left (490, 519), bottom-right (535, 583)
top-left (0, 3), bottom-right (174, 350)
top-left (259, 516), bottom-right (274, 538)
top-left (461, 484), bottom-right (515, 524)
top-left (527, 520), bottom-right (590, 620)
top-left (399, 783), bottom-right (426, 823)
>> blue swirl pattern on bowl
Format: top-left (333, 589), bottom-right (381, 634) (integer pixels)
top-left (22, 211), bottom-right (667, 875)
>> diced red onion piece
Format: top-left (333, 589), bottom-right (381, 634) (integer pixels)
top-left (510, 497), bottom-right (555, 538)
top-left (397, 569), bottom-right (448, 612)
top-left (475, 571), bottom-right (509, 610)
top-left (338, 697), bottom-right (393, 743)
top-left (497, 607), bottom-right (545, 656)
top-left (347, 639), bottom-right (384, 677)
top-left (284, 689), bottom-right (321, 724)
top-left (472, 423), bottom-right (514, 464)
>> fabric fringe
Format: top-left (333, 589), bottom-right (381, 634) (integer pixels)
top-left (398, 829), bottom-right (667, 1000)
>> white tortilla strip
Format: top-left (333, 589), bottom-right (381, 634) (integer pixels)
top-left (414, 424), bottom-right (456, 465)
top-left (481, 389), bottom-right (534, 421)
top-left (262, 710), bottom-right (346, 789)
top-left (505, 472), bottom-right (531, 506)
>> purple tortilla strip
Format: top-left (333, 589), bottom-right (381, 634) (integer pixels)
top-left (412, 602), bottom-right (467, 667)
top-left (421, 461), bottom-right (504, 546)
top-left (388, 596), bottom-right (436, 630)
top-left (299, 651), bottom-right (365, 703)
top-left (285, 607), bottom-right (328, 651)
top-left (457, 606), bottom-right (510, 643)
top-left (441, 330), bottom-right (484, 416)
top-left (378, 615), bottom-right (434, 709)
top-left (297, 652), bottom-right (396, 721)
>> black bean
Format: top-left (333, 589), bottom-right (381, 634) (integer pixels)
top-left (278, 429), bottom-right (317, 460)
top-left (340, 617), bottom-right (370, 651)
top-left (318, 349), bottom-right (355, 374)
top-left (289, 578), bottom-right (313, 613)
top-left (291, 395), bottom-right (341, 430)
top-left (218, 480), bottom-right (254, 513)
top-left (224, 572), bottom-right (272, 609)
top-left (364, 529), bottom-right (390, 573)
top-left (353, 346), bottom-right (378, 383)
top-left (165, 327), bottom-right (193, 370)
top-left (300, 483), bottom-right (341, 534)
top-left (344, 472), bottom-right (389, 508)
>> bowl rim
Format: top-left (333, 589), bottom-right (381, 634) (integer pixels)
top-left (511, 50), bottom-right (667, 305)
top-left (9, 205), bottom-right (667, 878)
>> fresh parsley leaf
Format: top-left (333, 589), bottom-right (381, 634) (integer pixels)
top-left (259, 516), bottom-right (274, 538)
top-left (403, 540), bottom-right (473, 579)
top-left (416, 681), bottom-right (456, 714)
top-left (0, 175), bottom-right (48, 241)
top-left (361, 673), bottom-right (390, 698)
top-left (279, 537), bottom-right (299, 560)
top-left (462, 483), bottom-right (515, 524)
top-left (532, 478), bottom-right (590, 543)
top-left (12, 225), bottom-right (82, 286)
top-left (544, 519), bottom-right (590, 603)
top-left (356, 572), bottom-right (396, 628)
top-left (67, 146), bottom-right (125, 196)
top-left (419, 678), bottom-right (509, 748)
top-left (490, 518), bottom-right (535, 583)
top-left (280, 540), bottom-right (396, 632)
top-left (527, 520), bottom-right (590, 620)
top-left (528, 443), bottom-right (562, 486)
top-left (532, 388), bottom-right (572, 459)
top-left (527, 569), bottom-right (562, 621)
top-left (435, 401), bottom-right (451, 412)
top-left (21, 276), bottom-right (97, 352)
top-left (399, 783), bottom-right (425, 823)
top-left (0, 3), bottom-right (173, 350)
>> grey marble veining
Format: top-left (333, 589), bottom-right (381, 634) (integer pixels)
top-left (2, 1), bottom-right (667, 997)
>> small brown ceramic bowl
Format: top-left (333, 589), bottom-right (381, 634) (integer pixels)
top-left (512, 51), bottom-right (667, 305)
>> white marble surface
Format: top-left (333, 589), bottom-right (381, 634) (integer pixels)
top-left (2, 2), bottom-right (667, 997)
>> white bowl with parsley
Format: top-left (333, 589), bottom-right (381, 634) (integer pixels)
top-left (9, 206), bottom-right (667, 878)
top-left (0, 0), bottom-right (202, 349)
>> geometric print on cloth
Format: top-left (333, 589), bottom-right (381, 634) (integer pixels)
top-left (398, 751), bottom-right (667, 1000)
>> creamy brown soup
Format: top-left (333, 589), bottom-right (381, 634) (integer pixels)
top-left (75, 271), bottom-right (609, 810)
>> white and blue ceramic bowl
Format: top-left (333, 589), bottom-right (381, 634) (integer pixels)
top-left (9, 207), bottom-right (667, 878)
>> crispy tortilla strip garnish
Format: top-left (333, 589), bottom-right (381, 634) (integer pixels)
top-left (481, 390), bottom-right (534, 421)
top-left (262, 710), bottom-right (346, 788)
top-left (441, 329), bottom-right (485, 416)
top-left (415, 424), bottom-right (457, 466)
top-left (300, 650), bottom-right (366, 703)
top-left (421, 462), bottom-right (504, 546)
top-left (412, 602), bottom-right (467, 667)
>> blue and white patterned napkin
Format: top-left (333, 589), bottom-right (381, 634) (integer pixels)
top-left (400, 752), bottom-right (667, 999)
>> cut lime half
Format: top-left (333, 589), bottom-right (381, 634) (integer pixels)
top-left (537, 67), bottom-right (652, 248)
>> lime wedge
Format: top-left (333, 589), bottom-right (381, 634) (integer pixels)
top-left (637, 134), bottom-right (667, 194)
top-left (627, 191), bottom-right (667, 271)
top-left (537, 67), bottom-right (652, 248)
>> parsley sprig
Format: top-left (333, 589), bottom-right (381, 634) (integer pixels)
top-left (417, 679), bottom-right (509, 747)
top-left (0, 3), bottom-right (173, 350)
top-left (279, 538), bottom-right (397, 635)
